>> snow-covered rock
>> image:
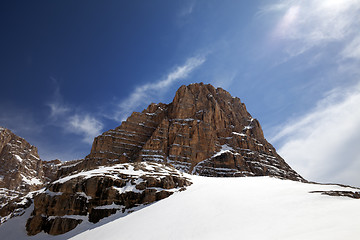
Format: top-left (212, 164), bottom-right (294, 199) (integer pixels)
top-left (25, 162), bottom-right (191, 235)
top-left (0, 176), bottom-right (359, 240)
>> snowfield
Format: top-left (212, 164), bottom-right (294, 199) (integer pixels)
top-left (1, 175), bottom-right (359, 240)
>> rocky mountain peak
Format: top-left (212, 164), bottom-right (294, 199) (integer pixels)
top-left (72, 83), bottom-right (304, 182)
top-left (0, 128), bottom-right (44, 193)
top-left (0, 83), bottom-right (306, 236)
top-left (0, 128), bottom-right (67, 224)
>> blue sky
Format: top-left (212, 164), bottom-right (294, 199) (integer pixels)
top-left (1, 0), bottom-right (360, 186)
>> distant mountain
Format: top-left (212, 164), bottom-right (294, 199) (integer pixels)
top-left (1, 83), bottom-right (359, 238)
top-left (0, 127), bottom-right (79, 224)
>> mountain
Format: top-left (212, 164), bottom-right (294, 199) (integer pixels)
top-left (0, 127), bottom-right (44, 194)
top-left (1, 176), bottom-right (360, 240)
top-left (1, 83), bottom-right (359, 238)
top-left (0, 128), bottom-right (81, 224)
top-left (65, 83), bottom-right (303, 181)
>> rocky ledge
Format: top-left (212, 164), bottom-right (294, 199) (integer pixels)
top-left (26, 162), bottom-right (191, 235)
top-left (76, 83), bottom-right (304, 182)
top-left (310, 190), bottom-right (360, 199)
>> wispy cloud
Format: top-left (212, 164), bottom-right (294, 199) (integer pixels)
top-left (47, 81), bottom-right (103, 144)
top-left (47, 79), bottom-right (70, 119)
top-left (271, 83), bottom-right (360, 186)
top-left (341, 35), bottom-right (360, 60)
top-left (113, 56), bottom-right (206, 121)
top-left (66, 114), bottom-right (103, 144)
top-left (261, 0), bottom-right (360, 59)
top-left (179, 1), bottom-right (196, 17)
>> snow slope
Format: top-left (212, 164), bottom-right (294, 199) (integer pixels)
top-left (1, 176), bottom-right (360, 240)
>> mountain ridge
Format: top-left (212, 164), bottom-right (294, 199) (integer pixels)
top-left (1, 83), bottom-right (310, 236)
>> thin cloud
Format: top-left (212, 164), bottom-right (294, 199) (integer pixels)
top-left (271, 83), bottom-right (360, 187)
top-left (261, 0), bottom-right (360, 59)
top-left (113, 56), bottom-right (206, 121)
top-left (66, 114), bottom-right (103, 144)
top-left (341, 35), bottom-right (360, 60)
top-left (47, 78), bottom-right (70, 119)
top-left (47, 81), bottom-right (103, 144)
top-left (179, 1), bottom-right (195, 17)
top-left (48, 102), bottom-right (70, 119)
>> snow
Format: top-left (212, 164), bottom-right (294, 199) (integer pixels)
top-left (1, 176), bottom-right (360, 239)
top-left (93, 203), bottom-right (122, 210)
top-left (53, 162), bottom-right (181, 184)
top-left (192, 145), bottom-right (241, 174)
top-left (59, 161), bottom-right (81, 169)
top-left (232, 132), bottom-right (246, 137)
top-left (69, 176), bottom-right (360, 240)
top-left (14, 155), bottom-right (23, 162)
top-left (21, 174), bottom-right (42, 185)
top-left (212, 144), bottom-right (238, 158)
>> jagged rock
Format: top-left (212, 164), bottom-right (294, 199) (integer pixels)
top-left (76, 83), bottom-right (303, 181)
top-left (310, 190), bottom-right (360, 199)
top-left (0, 127), bottom-right (44, 193)
top-left (26, 162), bottom-right (191, 235)
top-left (42, 159), bottom-right (62, 182)
top-left (0, 127), bottom-right (81, 225)
top-left (2, 83), bottom-right (306, 237)
top-left (0, 127), bottom-right (46, 225)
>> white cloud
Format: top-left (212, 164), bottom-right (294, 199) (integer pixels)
top-left (48, 102), bottom-right (70, 119)
top-left (262, 0), bottom-right (360, 58)
top-left (179, 0), bottom-right (196, 17)
top-left (271, 83), bottom-right (360, 187)
top-left (66, 114), bottom-right (103, 144)
top-left (113, 56), bottom-right (206, 121)
top-left (47, 79), bottom-right (70, 119)
top-left (341, 35), bottom-right (360, 60)
top-left (47, 81), bottom-right (103, 144)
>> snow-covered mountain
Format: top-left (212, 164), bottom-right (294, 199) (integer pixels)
top-left (0, 83), bottom-right (359, 239)
top-left (0, 175), bottom-right (359, 240)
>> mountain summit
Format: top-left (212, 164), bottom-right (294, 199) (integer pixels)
top-left (75, 83), bottom-right (303, 181)
top-left (1, 83), bottom-right (311, 237)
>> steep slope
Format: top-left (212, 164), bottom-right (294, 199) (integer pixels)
top-left (69, 176), bottom-right (360, 240)
top-left (74, 83), bottom-right (303, 181)
top-left (0, 128), bottom-right (79, 224)
top-left (25, 162), bottom-right (191, 235)
top-left (0, 176), bottom-right (359, 240)
top-left (0, 128), bottom-right (44, 194)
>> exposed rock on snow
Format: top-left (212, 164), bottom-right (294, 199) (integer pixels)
top-left (310, 190), bottom-right (360, 199)
top-left (26, 162), bottom-right (191, 235)
top-left (1, 176), bottom-right (360, 240)
top-left (0, 128), bottom-right (80, 225)
top-left (0, 83), bottom-right (336, 238)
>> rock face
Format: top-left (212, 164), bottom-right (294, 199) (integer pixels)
top-left (80, 83), bottom-right (303, 181)
top-left (26, 162), bottom-right (191, 235)
top-left (0, 128), bottom-right (75, 224)
top-left (0, 128), bottom-right (44, 194)
top-left (0, 127), bottom-right (45, 224)
top-left (1, 83), bottom-right (306, 236)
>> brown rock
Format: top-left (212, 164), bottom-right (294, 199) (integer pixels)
top-left (26, 162), bottom-right (191, 235)
top-left (72, 83), bottom-right (304, 181)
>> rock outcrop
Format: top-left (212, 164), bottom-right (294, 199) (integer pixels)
top-left (0, 128), bottom-right (44, 194)
top-left (1, 83), bottom-right (306, 236)
top-left (77, 83), bottom-right (303, 181)
top-left (26, 162), bottom-right (191, 235)
top-left (0, 128), bottom-right (79, 224)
